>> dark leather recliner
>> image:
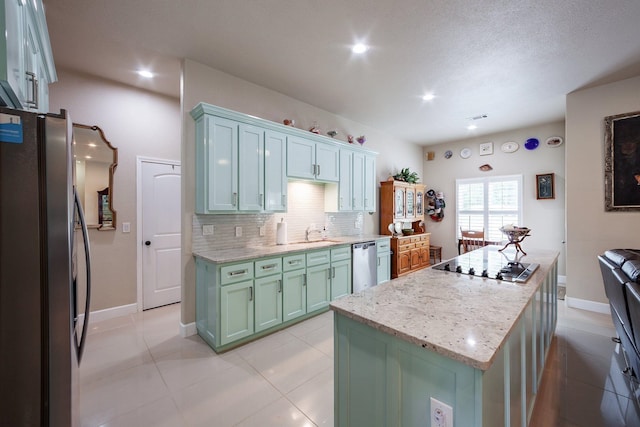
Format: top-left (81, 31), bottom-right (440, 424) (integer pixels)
top-left (598, 249), bottom-right (640, 379)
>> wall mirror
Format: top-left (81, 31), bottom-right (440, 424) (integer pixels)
top-left (73, 124), bottom-right (118, 230)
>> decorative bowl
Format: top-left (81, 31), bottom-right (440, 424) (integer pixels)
top-left (499, 226), bottom-right (530, 242)
top-left (401, 229), bottom-right (414, 236)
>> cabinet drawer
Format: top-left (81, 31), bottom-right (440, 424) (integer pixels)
top-left (220, 261), bottom-right (254, 285)
top-left (399, 242), bottom-right (415, 252)
top-left (307, 250), bottom-right (331, 267)
top-left (255, 257), bottom-right (282, 278)
top-left (415, 240), bottom-right (429, 248)
top-left (331, 246), bottom-right (351, 262)
top-left (283, 253), bottom-right (306, 271)
top-left (377, 239), bottom-right (391, 254)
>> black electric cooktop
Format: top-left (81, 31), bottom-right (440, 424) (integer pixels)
top-left (432, 247), bottom-right (539, 283)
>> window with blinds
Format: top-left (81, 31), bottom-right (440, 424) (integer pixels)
top-left (456, 175), bottom-right (523, 242)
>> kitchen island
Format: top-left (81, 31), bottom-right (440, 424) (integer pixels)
top-left (330, 246), bottom-right (559, 427)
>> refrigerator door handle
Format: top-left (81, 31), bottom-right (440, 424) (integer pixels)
top-left (74, 188), bottom-right (91, 363)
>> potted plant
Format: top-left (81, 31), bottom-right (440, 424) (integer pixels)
top-left (393, 168), bottom-right (420, 184)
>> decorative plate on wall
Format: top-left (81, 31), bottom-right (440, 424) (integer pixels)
top-left (460, 148), bottom-right (472, 159)
top-left (501, 141), bottom-right (519, 153)
top-left (444, 150), bottom-right (453, 159)
top-left (545, 136), bottom-right (564, 147)
top-left (524, 138), bottom-right (540, 150)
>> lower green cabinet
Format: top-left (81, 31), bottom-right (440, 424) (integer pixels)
top-left (196, 244), bottom-right (355, 352)
top-left (220, 280), bottom-right (254, 346)
top-left (307, 264), bottom-right (331, 312)
top-left (283, 269), bottom-right (306, 322)
top-left (376, 238), bottom-right (391, 284)
top-left (254, 275), bottom-right (283, 332)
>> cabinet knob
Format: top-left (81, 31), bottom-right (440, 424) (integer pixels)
top-left (145, 240), bottom-right (151, 246)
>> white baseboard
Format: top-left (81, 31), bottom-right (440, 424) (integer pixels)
top-left (180, 321), bottom-right (197, 337)
top-left (565, 296), bottom-right (610, 314)
top-left (85, 303), bottom-right (138, 325)
top-left (558, 275), bottom-right (566, 284)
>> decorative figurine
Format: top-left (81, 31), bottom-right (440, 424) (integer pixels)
top-left (327, 130), bottom-right (338, 138)
top-left (309, 122), bottom-right (320, 134)
top-left (347, 135), bottom-right (354, 144)
top-left (356, 135), bottom-right (366, 145)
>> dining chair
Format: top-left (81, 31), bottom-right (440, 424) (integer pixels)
top-left (460, 228), bottom-right (485, 253)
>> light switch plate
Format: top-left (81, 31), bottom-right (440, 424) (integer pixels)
top-left (122, 222), bottom-right (131, 233)
top-left (259, 225), bottom-right (266, 237)
top-left (235, 226), bottom-right (242, 237)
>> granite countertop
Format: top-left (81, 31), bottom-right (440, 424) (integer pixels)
top-left (193, 234), bottom-right (393, 263)
top-left (330, 246), bottom-right (559, 371)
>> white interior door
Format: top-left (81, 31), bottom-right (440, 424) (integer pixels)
top-left (142, 161), bottom-right (181, 310)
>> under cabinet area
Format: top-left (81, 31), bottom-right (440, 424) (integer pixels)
top-left (195, 245), bottom-right (353, 352)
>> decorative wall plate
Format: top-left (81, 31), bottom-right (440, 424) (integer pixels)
top-left (460, 148), bottom-right (472, 159)
top-left (444, 150), bottom-right (453, 159)
top-left (479, 142), bottom-right (493, 156)
top-left (524, 138), bottom-right (539, 150)
top-left (545, 136), bottom-right (563, 147)
top-left (501, 141), bottom-right (519, 153)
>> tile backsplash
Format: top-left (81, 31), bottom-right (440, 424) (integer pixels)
top-left (192, 181), bottom-right (364, 252)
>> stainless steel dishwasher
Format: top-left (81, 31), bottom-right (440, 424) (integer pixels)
top-left (352, 241), bottom-right (378, 293)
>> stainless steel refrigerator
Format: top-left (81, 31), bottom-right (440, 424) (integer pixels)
top-left (0, 107), bottom-right (91, 426)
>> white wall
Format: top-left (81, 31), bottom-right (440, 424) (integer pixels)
top-left (566, 75), bottom-right (640, 306)
top-left (421, 121), bottom-right (566, 274)
top-left (50, 69), bottom-right (180, 311)
top-left (181, 59), bottom-right (423, 324)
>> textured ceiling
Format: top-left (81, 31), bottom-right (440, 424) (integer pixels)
top-left (45, 0), bottom-right (640, 145)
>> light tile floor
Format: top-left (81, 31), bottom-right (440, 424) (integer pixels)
top-left (78, 301), bottom-right (640, 426)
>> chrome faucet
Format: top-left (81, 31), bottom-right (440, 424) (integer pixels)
top-left (305, 226), bottom-right (323, 241)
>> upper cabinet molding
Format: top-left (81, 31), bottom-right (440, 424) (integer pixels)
top-left (190, 103), bottom-right (378, 156)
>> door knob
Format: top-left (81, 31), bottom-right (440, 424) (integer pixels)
top-left (145, 240), bottom-right (151, 246)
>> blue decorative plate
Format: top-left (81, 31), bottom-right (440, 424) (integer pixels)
top-left (524, 138), bottom-right (539, 150)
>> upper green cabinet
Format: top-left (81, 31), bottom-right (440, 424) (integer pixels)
top-left (191, 103), bottom-right (377, 214)
top-left (0, 0), bottom-right (56, 112)
top-left (287, 136), bottom-right (339, 182)
top-left (192, 106), bottom-right (287, 214)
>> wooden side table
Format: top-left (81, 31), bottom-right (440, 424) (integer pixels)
top-left (429, 245), bottom-right (442, 264)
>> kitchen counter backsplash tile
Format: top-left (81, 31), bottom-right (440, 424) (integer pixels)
top-left (192, 181), bottom-right (367, 253)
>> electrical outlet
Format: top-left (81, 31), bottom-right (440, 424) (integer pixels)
top-left (202, 224), bottom-right (214, 236)
top-left (259, 225), bottom-right (266, 237)
top-left (430, 397), bottom-right (453, 427)
top-left (235, 226), bottom-right (242, 237)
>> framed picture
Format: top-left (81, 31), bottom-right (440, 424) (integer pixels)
top-left (604, 111), bottom-right (640, 211)
top-left (536, 173), bottom-right (555, 200)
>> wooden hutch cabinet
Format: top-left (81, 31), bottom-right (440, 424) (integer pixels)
top-left (380, 180), bottom-right (431, 278)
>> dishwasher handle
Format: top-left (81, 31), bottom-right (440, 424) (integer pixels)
top-left (353, 241), bottom-right (377, 250)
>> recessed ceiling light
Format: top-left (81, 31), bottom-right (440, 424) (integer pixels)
top-left (422, 93), bottom-right (435, 101)
top-left (467, 124), bottom-right (478, 130)
top-left (137, 70), bottom-right (154, 78)
top-left (352, 43), bottom-right (368, 54)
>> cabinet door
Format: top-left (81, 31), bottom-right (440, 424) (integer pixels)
top-left (316, 142), bottom-right (340, 182)
top-left (416, 188), bottom-right (424, 217)
top-left (338, 149), bottom-right (353, 210)
top-left (409, 248), bottom-right (421, 270)
top-left (264, 130), bottom-right (287, 211)
top-left (23, 11), bottom-right (39, 111)
top-left (1, 0), bottom-right (26, 108)
top-left (352, 151), bottom-right (365, 211)
top-left (283, 270), bottom-right (306, 322)
top-left (405, 188), bottom-right (415, 219)
top-left (398, 251), bottom-right (411, 275)
top-left (364, 155), bottom-right (377, 212)
top-left (205, 116), bottom-right (238, 211)
top-left (238, 124), bottom-right (265, 211)
top-left (394, 187), bottom-right (405, 219)
top-left (287, 136), bottom-right (315, 179)
top-left (331, 259), bottom-right (351, 300)
top-left (254, 275), bottom-right (283, 332)
top-left (307, 264), bottom-right (331, 312)
top-left (220, 280), bottom-right (254, 345)
top-left (377, 254), bottom-right (390, 284)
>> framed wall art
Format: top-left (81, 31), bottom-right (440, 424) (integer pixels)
top-left (536, 173), bottom-right (555, 200)
top-left (604, 111), bottom-right (640, 211)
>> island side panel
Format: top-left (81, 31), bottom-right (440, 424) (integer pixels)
top-left (334, 313), bottom-right (479, 426)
